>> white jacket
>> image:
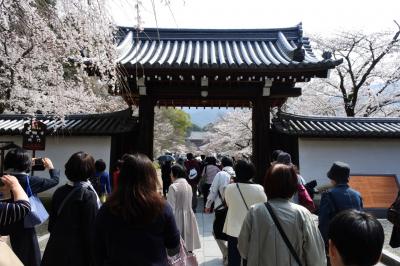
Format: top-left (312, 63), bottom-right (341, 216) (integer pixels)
top-left (205, 166), bottom-right (235, 209)
top-left (223, 183), bottom-right (267, 237)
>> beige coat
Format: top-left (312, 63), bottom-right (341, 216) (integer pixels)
top-left (167, 178), bottom-right (201, 251)
top-left (238, 199), bottom-right (326, 266)
top-left (223, 183), bottom-right (267, 237)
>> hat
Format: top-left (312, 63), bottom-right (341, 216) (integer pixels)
top-left (272, 150), bottom-right (284, 162)
top-left (327, 161), bottom-right (350, 183)
top-left (276, 152), bottom-right (292, 165)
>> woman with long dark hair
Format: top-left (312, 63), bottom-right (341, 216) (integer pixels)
top-left (93, 153), bottom-right (180, 266)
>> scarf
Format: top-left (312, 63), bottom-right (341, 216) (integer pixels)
top-left (66, 180), bottom-right (102, 209)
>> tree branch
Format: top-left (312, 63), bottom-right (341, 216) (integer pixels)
top-left (356, 23), bottom-right (400, 92)
top-left (336, 68), bottom-right (348, 99)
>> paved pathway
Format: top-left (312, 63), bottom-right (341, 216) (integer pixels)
top-left (33, 203), bottom-right (397, 265)
top-left (194, 211), bottom-right (224, 265)
top-left (36, 199), bottom-right (226, 265)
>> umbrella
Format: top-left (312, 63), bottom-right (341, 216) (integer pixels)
top-left (157, 155), bottom-right (175, 163)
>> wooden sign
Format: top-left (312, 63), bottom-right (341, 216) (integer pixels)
top-left (22, 120), bottom-right (47, 151)
top-left (349, 175), bottom-right (398, 208)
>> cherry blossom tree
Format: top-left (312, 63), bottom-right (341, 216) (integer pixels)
top-left (0, 0), bottom-right (126, 116)
top-left (287, 23), bottom-right (400, 117)
top-left (201, 109), bottom-right (252, 157)
top-left (153, 107), bottom-right (193, 156)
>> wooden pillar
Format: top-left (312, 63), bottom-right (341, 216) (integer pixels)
top-left (137, 96), bottom-right (155, 160)
top-left (252, 97), bottom-right (270, 184)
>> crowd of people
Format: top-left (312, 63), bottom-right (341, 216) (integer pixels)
top-left (0, 147), bottom-right (389, 266)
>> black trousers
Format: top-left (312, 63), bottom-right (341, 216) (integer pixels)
top-left (227, 235), bottom-right (241, 266)
top-left (190, 183), bottom-right (198, 212)
top-left (10, 226), bottom-right (41, 266)
top-left (201, 183), bottom-right (212, 211)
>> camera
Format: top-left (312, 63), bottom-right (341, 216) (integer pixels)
top-left (32, 158), bottom-right (45, 171)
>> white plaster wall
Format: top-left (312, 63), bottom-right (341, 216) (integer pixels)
top-left (0, 135), bottom-right (111, 196)
top-left (298, 138), bottom-right (400, 187)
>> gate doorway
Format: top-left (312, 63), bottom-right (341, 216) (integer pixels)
top-left (115, 25), bottom-right (341, 182)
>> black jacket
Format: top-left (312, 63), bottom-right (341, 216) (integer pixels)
top-left (1, 169), bottom-right (60, 266)
top-left (14, 169), bottom-right (60, 194)
top-left (41, 184), bottom-right (99, 266)
top-left (93, 203), bottom-right (180, 266)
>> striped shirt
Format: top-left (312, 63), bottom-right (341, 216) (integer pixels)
top-left (0, 200), bottom-right (31, 227)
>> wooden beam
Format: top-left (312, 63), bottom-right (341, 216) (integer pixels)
top-left (269, 87), bottom-right (302, 98)
top-left (120, 65), bottom-right (331, 79)
top-left (252, 97), bottom-right (270, 184)
top-left (137, 96), bottom-right (155, 159)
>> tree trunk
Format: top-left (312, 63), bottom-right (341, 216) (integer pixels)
top-left (345, 105), bottom-right (355, 117)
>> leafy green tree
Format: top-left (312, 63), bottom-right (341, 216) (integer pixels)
top-left (154, 108), bottom-right (192, 156)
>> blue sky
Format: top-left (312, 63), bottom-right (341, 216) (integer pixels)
top-left (183, 108), bottom-right (228, 127)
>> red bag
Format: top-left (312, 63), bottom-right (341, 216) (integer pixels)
top-left (297, 184), bottom-right (315, 212)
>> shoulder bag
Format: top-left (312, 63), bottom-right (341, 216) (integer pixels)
top-left (236, 183), bottom-right (249, 210)
top-left (198, 165), bottom-right (207, 190)
top-left (57, 186), bottom-right (81, 216)
top-left (213, 189), bottom-right (229, 241)
top-left (297, 184), bottom-right (315, 213)
top-left (23, 175), bottom-right (49, 228)
top-left (265, 202), bottom-right (303, 266)
top-left (167, 236), bottom-right (198, 266)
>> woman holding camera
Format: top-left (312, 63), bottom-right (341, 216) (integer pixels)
top-left (0, 175), bottom-right (31, 227)
top-left (41, 151), bottom-right (100, 266)
top-left (0, 175), bottom-right (31, 266)
top-left (3, 147), bottom-right (59, 266)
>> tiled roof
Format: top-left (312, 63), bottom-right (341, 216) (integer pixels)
top-left (116, 24), bottom-right (341, 71)
top-left (273, 113), bottom-right (400, 137)
top-left (0, 109), bottom-right (138, 136)
top-left (187, 131), bottom-right (208, 140)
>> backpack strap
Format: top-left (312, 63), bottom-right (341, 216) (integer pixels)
top-left (57, 186), bottom-right (81, 216)
top-left (265, 202), bottom-right (303, 266)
